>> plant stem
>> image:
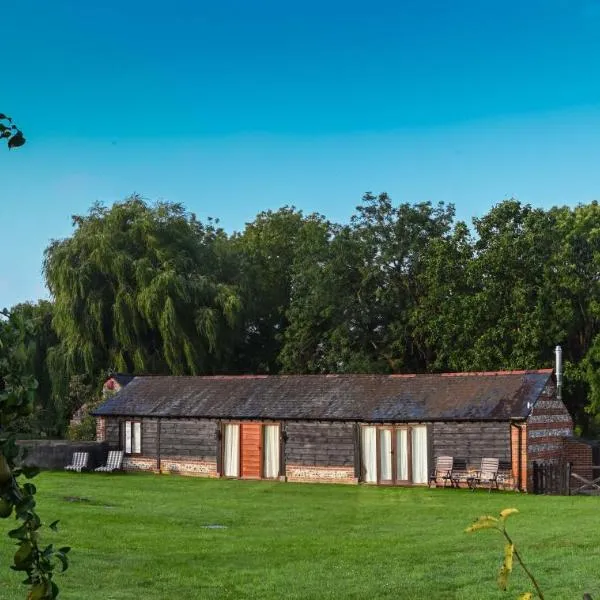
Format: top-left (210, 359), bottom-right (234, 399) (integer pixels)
top-left (502, 529), bottom-right (545, 600)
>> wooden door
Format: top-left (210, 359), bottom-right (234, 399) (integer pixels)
top-left (241, 423), bottom-right (262, 478)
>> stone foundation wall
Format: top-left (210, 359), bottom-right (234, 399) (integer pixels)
top-left (123, 456), bottom-right (159, 472)
top-left (285, 464), bottom-right (356, 484)
top-left (159, 457), bottom-right (218, 478)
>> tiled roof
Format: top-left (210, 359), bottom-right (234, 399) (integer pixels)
top-left (93, 370), bottom-right (554, 422)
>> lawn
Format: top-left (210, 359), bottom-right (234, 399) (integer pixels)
top-left (1, 473), bottom-right (599, 599)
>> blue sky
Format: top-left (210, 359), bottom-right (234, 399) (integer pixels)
top-left (2, 0), bottom-right (600, 307)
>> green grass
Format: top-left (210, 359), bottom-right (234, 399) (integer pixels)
top-left (1, 473), bottom-right (599, 599)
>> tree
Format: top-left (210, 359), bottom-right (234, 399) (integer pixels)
top-left (281, 193), bottom-right (458, 373)
top-left (0, 113), bottom-right (25, 149)
top-left (232, 207), bottom-right (328, 373)
top-left (4, 302), bottom-right (62, 437)
top-left (0, 309), bottom-right (69, 599)
top-left (1, 112), bottom-right (68, 600)
top-left (44, 196), bottom-right (242, 390)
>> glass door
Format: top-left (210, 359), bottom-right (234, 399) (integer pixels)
top-left (411, 425), bottom-right (428, 484)
top-left (223, 424), bottom-right (240, 477)
top-left (262, 424), bottom-right (280, 479)
top-left (361, 426), bottom-right (377, 483)
top-left (378, 428), bottom-right (393, 483)
top-left (395, 428), bottom-right (409, 482)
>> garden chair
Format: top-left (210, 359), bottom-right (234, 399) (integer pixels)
top-left (428, 456), bottom-right (457, 488)
top-left (64, 451), bottom-right (89, 472)
top-left (94, 450), bottom-right (124, 473)
top-left (467, 457), bottom-right (499, 492)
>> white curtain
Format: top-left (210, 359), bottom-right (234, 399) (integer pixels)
top-left (411, 426), bottom-right (428, 484)
top-left (133, 422), bottom-right (142, 454)
top-left (361, 426), bottom-right (377, 483)
top-left (396, 429), bottom-right (408, 480)
top-left (125, 421), bottom-right (132, 454)
top-left (263, 425), bottom-right (280, 479)
top-left (379, 429), bottom-right (392, 481)
top-left (224, 424), bottom-right (240, 477)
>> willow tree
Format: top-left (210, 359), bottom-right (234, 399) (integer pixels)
top-left (44, 197), bottom-right (242, 390)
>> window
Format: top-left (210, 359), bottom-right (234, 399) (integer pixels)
top-left (124, 421), bottom-right (142, 454)
top-left (263, 424), bottom-right (280, 479)
top-left (361, 424), bottom-right (428, 484)
top-left (223, 423), bottom-right (240, 477)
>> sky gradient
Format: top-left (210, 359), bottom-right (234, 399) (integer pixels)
top-left (2, 0), bottom-right (600, 307)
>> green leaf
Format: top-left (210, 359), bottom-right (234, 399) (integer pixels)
top-left (23, 482), bottom-right (37, 496)
top-left (13, 541), bottom-right (33, 569)
top-left (22, 465), bottom-right (40, 479)
top-left (8, 130), bottom-right (25, 149)
top-left (465, 515), bottom-right (499, 533)
top-left (8, 524), bottom-right (28, 541)
top-left (29, 582), bottom-right (49, 600)
top-left (55, 551), bottom-right (69, 572)
top-left (58, 546), bottom-right (71, 554)
top-left (49, 520), bottom-right (59, 531)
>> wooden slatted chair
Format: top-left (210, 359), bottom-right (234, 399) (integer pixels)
top-left (428, 456), bottom-right (457, 488)
top-left (468, 457), bottom-right (500, 492)
top-left (64, 452), bottom-right (89, 473)
top-left (94, 451), bottom-right (124, 473)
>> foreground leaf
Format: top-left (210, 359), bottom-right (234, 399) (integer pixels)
top-left (500, 508), bottom-right (519, 521)
top-left (465, 515), bottom-right (499, 533)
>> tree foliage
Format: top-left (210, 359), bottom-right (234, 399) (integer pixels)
top-left (3, 193), bottom-right (600, 435)
top-left (44, 197), bottom-right (242, 389)
top-left (0, 113), bottom-right (25, 149)
top-left (0, 310), bottom-right (69, 599)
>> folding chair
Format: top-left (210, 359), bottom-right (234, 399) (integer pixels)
top-left (64, 452), bottom-right (89, 472)
top-left (467, 458), bottom-right (499, 492)
top-left (428, 456), bottom-right (457, 488)
top-left (94, 450), bottom-right (124, 473)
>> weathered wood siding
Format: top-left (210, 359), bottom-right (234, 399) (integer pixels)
top-left (432, 422), bottom-right (510, 463)
top-left (158, 419), bottom-right (218, 460)
top-left (285, 422), bottom-right (355, 467)
top-left (105, 418), bottom-right (121, 448)
top-left (241, 423), bottom-right (262, 478)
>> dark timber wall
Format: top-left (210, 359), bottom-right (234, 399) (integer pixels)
top-left (159, 419), bottom-right (217, 461)
top-left (105, 419), bottom-right (120, 448)
top-left (432, 422), bottom-right (510, 463)
top-left (285, 421), bottom-right (355, 466)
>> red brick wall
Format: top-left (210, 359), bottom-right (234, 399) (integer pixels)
top-left (95, 417), bottom-right (106, 442)
top-left (525, 380), bottom-right (573, 490)
top-left (563, 438), bottom-right (594, 481)
top-left (511, 423), bottom-right (527, 491)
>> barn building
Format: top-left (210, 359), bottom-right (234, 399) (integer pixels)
top-left (93, 368), bottom-right (572, 491)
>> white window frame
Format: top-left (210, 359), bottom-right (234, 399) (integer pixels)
top-left (124, 420), bottom-right (142, 455)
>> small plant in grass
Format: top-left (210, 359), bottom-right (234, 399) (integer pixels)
top-left (466, 509), bottom-right (595, 600)
top-left (466, 508), bottom-right (543, 600)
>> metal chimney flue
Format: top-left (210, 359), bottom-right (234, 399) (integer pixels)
top-left (555, 345), bottom-right (563, 401)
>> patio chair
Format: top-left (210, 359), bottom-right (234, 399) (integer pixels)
top-left (94, 450), bottom-right (124, 473)
top-left (64, 451), bottom-right (89, 473)
top-left (428, 456), bottom-right (457, 488)
top-left (467, 457), bottom-right (500, 492)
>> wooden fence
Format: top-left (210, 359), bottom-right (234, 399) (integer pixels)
top-left (532, 461), bottom-right (600, 495)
